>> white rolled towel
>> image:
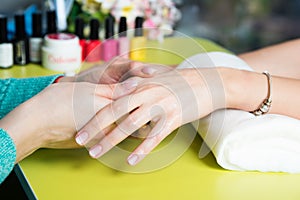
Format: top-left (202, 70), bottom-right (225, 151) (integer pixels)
top-left (177, 52), bottom-right (300, 173)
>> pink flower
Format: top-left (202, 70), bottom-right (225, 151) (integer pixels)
top-left (144, 19), bottom-right (156, 28)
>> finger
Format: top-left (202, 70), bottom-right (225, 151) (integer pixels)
top-left (127, 63), bottom-right (174, 79)
top-left (110, 78), bottom-right (144, 99)
top-left (84, 123), bottom-right (116, 148)
top-left (88, 106), bottom-right (151, 158)
top-left (127, 119), bottom-right (175, 166)
top-left (76, 94), bottom-right (141, 146)
top-left (111, 58), bottom-right (132, 75)
top-left (94, 79), bottom-right (138, 100)
top-left (91, 59), bottom-right (132, 84)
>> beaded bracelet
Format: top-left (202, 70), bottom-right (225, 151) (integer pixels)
top-left (251, 71), bottom-right (272, 116)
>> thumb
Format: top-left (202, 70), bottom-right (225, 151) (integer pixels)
top-left (127, 62), bottom-right (173, 79)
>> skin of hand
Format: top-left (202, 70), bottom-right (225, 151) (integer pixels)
top-left (75, 67), bottom-right (228, 165)
top-left (58, 58), bottom-right (173, 84)
top-left (0, 81), bottom-right (138, 163)
top-left (76, 66), bottom-right (300, 165)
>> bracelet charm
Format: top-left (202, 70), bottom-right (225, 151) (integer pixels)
top-left (251, 71), bottom-right (272, 116)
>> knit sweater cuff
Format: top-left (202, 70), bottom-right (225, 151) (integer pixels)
top-left (0, 75), bottom-right (62, 119)
top-left (0, 128), bottom-right (16, 184)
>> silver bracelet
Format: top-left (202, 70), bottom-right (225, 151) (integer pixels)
top-left (251, 71), bottom-right (272, 116)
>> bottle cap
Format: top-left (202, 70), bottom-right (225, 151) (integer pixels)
top-left (105, 16), bottom-right (115, 39)
top-left (75, 17), bottom-right (84, 39)
top-left (47, 10), bottom-right (57, 34)
top-left (44, 33), bottom-right (79, 47)
top-left (32, 12), bottom-right (42, 37)
top-left (134, 16), bottom-right (144, 36)
top-left (15, 13), bottom-right (27, 39)
top-left (89, 18), bottom-right (100, 40)
top-left (0, 15), bottom-right (8, 43)
top-left (118, 16), bottom-right (127, 37)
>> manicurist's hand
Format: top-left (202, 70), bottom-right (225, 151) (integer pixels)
top-left (76, 68), bottom-right (227, 165)
top-left (0, 80), bottom-right (138, 163)
top-left (59, 58), bottom-right (173, 84)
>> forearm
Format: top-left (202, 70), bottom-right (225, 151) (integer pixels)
top-left (0, 99), bottom-right (44, 163)
top-left (0, 75), bottom-right (61, 119)
top-left (222, 68), bottom-right (300, 119)
top-left (238, 39), bottom-right (300, 79)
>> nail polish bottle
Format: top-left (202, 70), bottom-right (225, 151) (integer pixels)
top-left (102, 16), bottom-right (118, 62)
top-left (130, 17), bottom-right (146, 61)
top-left (0, 15), bottom-right (13, 68)
top-left (85, 18), bottom-right (101, 62)
top-left (75, 17), bottom-right (86, 61)
top-left (46, 10), bottom-right (57, 34)
top-left (118, 16), bottom-right (129, 59)
top-left (13, 13), bottom-right (30, 65)
top-left (29, 12), bottom-right (43, 63)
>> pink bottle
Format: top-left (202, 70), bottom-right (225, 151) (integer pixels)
top-left (86, 19), bottom-right (101, 62)
top-left (102, 16), bottom-right (118, 62)
top-left (117, 16), bottom-right (129, 59)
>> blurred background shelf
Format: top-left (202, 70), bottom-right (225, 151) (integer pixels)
top-left (1, 0), bottom-right (300, 53)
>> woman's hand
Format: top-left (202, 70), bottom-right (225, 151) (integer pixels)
top-left (0, 80), bottom-right (137, 163)
top-left (76, 68), bottom-right (226, 165)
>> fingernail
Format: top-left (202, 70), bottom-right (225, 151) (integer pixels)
top-left (127, 154), bottom-right (139, 166)
top-left (142, 67), bottom-right (157, 75)
top-left (89, 145), bottom-right (103, 158)
top-left (75, 131), bottom-right (89, 145)
top-left (122, 79), bottom-right (138, 90)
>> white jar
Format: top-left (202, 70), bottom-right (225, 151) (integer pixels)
top-left (42, 33), bottom-right (81, 76)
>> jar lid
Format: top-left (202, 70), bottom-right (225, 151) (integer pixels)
top-left (44, 33), bottom-right (79, 47)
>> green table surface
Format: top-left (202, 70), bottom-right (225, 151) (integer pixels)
top-left (1, 37), bottom-right (300, 200)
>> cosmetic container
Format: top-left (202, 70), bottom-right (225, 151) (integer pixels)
top-left (118, 16), bottom-right (129, 59)
top-left (42, 33), bottom-right (81, 76)
top-left (75, 17), bottom-right (86, 61)
top-left (0, 15), bottom-right (13, 68)
top-left (130, 16), bottom-right (146, 61)
top-left (85, 18), bottom-right (101, 62)
top-left (13, 13), bottom-right (30, 65)
top-left (29, 12), bottom-right (43, 63)
top-left (102, 16), bottom-right (118, 62)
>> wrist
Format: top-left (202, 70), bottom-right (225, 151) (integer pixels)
top-left (179, 68), bottom-right (226, 118)
top-left (0, 99), bottom-right (45, 162)
top-left (221, 67), bottom-right (268, 112)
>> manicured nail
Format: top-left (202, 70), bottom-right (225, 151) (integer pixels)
top-left (142, 67), bottom-right (157, 75)
top-left (75, 131), bottom-right (89, 145)
top-left (89, 145), bottom-right (103, 158)
top-left (122, 79), bottom-right (138, 90)
top-left (127, 154), bottom-right (139, 166)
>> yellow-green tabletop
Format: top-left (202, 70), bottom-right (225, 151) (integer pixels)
top-left (1, 37), bottom-right (300, 200)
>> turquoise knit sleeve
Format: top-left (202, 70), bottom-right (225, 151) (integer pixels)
top-left (0, 128), bottom-right (16, 184)
top-left (0, 75), bottom-right (62, 119)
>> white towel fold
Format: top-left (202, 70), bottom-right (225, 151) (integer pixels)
top-left (177, 51), bottom-right (300, 173)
